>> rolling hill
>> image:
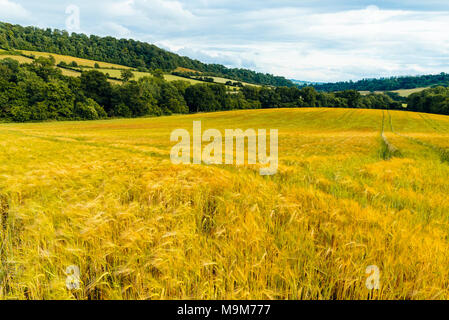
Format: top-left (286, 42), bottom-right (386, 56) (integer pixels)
top-left (0, 48), bottom-right (252, 87)
top-left (0, 21), bottom-right (294, 87)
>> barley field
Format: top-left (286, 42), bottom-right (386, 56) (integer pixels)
top-left (20, 50), bottom-right (133, 70)
top-left (0, 54), bottom-right (34, 64)
top-left (1, 108), bottom-right (449, 300)
top-left (360, 87), bottom-right (429, 97)
top-left (94, 68), bottom-right (204, 85)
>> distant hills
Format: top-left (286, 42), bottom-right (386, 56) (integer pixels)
top-left (0, 21), bottom-right (294, 87)
top-left (290, 79), bottom-right (324, 86)
top-left (304, 73), bottom-right (449, 92)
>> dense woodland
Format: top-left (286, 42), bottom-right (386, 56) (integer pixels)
top-left (0, 22), bottom-right (293, 87)
top-left (308, 73), bottom-right (449, 92)
top-left (407, 87), bottom-right (449, 115)
top-left (0, 56), bottom-right (407, 122)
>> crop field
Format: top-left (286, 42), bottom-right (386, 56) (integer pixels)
top-left (164, 73), bottom-right (205, 85)
top-left (93, 68), bottom-right (244, 87)
top-left (20, 50), bottom-right (133, 70)
top-left (195, 76), bottom-right (259, 87)
top-left (93, 68), bottom-right (204, 85)
top-left (0, 49), bottom-right (252, 87)
top-left (174, 67), bottom-right (201, 74)
top-left (360, 87), bottom-right (429, 97)
top-left (1, 108), bottom-right (449, 300)
top-left (0, 54), bottom-right (34, 64)
top-left (392, 87), bottom-right (429, 97)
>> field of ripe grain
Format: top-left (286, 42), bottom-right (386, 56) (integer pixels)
top-left (174, 67), bottom-right (201, 74)
top-left (202, 76), bottom-right (259, 87)
top-left (1, 108), bottom-right (449, 300)
top-left (360, 87), bottom-right (429, 97)
top-left (0, 54), bottom-right (34, 64)
top-left (94, 68), bottom-right (204, 85)
top-left (20, 50), bottom-right (132, 70)
top-left (0, 49), bottom-right (253, 87)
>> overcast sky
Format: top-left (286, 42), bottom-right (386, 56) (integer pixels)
top-left (1, 0), bottom-right (449, 82)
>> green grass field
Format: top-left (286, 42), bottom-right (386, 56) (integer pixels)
top-left (1, 108), bottom-right (449, 300)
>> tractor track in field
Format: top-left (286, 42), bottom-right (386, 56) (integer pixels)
top-left (380, 111), bottom-right (401, 160)
top-left (332, 108), bottom-right (358, 124)
top-left (418, 114), bottom-right (444, 133)
top-left (387, 111), bottom-right (449, 163)
top-left (418, 113), bottom-right (449, 133)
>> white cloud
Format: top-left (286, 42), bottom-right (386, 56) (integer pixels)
top-left (144, 5), bottom-right (449, 81)
top-left (0, 0), bottom-right (29, 21)
top-left (100, 22), bottom-right (132, 38)
top-left (6, 1), bottom-right (449, 82)
top-left (106, 0), bottom-right (138, 17)
top-left (106, 0), bottom-right (194, 22)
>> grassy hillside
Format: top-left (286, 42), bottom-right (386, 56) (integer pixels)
top-left (0, 54), bottom-right (32, 64)
top-left (0, 22), bottom-right (294, 87)
top-left (1, 108), bottom-right (449, 299)
top-left (0, 49), bottom-right (243, 87)
top-left (21, 50), bottom-right (133, 70)
top-left (93, 68), bottom-right (208, 85)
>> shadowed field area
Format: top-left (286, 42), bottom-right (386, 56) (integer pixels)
top-left (1, 108), bottom-right (449, 300)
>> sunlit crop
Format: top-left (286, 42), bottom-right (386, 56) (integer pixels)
top-left (1, 108), bottom-right (449, 300)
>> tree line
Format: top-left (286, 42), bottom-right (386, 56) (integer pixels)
top-left (0, 21), bottom-right (294, 87)
top-left (407, 87), bottom-right (449, 115)
top-left (307, 73), bottom-right (449, 92)
top-left (0, 56), bottom-right (409, 123)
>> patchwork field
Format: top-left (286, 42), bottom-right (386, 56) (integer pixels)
top-left (0, 49), bottom-right (246, 87)
top-left (93, 68), bottom-right (205, 85)
top-left (20, 50), bottom-right (133, 70)
top-left (1, 108), bottom-right (449, 300)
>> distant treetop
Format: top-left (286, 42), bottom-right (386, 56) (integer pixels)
top-left (305, 73), bottom-right (449, 92)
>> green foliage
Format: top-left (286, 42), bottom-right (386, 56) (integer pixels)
top-left (185, 84), bottom-right (221, 113)
top-left (10, 105), bottom-right (31, 122)
top-left (159, 82), bottom-right (188, 114)
top-left (407, 87), bottom-right (449, 115)
top-left (309, 72), bottom-right (449, 92)
top-left (80, 70), bottom-right (112, 111)
top-left (74, 98), bottom-right (106, 120)
top-left (121, 69), bottom-right (134, 82)
top-left (151, 69), bottom-right (164, 79)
